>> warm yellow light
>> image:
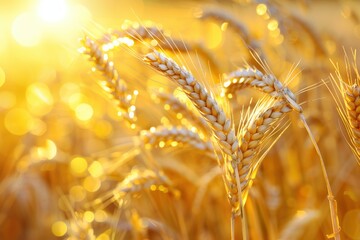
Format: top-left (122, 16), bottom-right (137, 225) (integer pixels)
top-left (4, 108), bottom-right (33, 135)
top-left (206, 22), bottom-right (222, 49)
top-left (343, 209), bottom-right (360, 239)
top-left (267, 19), bottom-right (279, 31)
top-left (0, 68), bottom-right (5, 88)
top-left (93, 120), bottom-right (112, 138)
top-left (37, 0), bottom-right (68, 24)
top-left (83, 176), bottom-right (101, 192)
top-left (26, 82), bottom-right (54, 116)
top-left (0, 92), bottom-right (16, 110)
top-left (83, 211), bottom-right (95, 223)
top-left (94, 210), bottom-right (108, 222)
top-left (51, 221), bottom-right (67, 237)
top-left (69, 185), bottom-right (86, 202)
top-left (88, 161), bottom-right (104, 178)
top-left (256, 4), bottom-right (267, 16)
top-left (33, 139), bottom-right (57, 160)
top-left (70, 157), bottom-right (88, 176)
top-left (75, 103), bottom-right (94, 121)
top-left (12, 12), bottom-right (42, 47)
top-left (96, 233), bottom-right (110, 240)
top-left (30, 118), bottom-right (47, 136)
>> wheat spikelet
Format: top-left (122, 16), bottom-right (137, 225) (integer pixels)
top-left (232, 100), bottom-right (292, 200)
top-left (143, 50), bottom-right (244, 215)
top-left (224, 67), bottom-right (302, 112)
top-left (141, 126), bottom-right (213, 151)
top-left (81, 36), bottom-right (136, 123)
top-left (94, 169), bottom-right (174, 207)
top-left (344, 84), bottom-right (360, 157)
top-left (144, 50), bottom-right (238, 158)
top-left (330, 51), bottom-right (360, 164)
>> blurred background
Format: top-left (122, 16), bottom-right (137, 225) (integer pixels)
top-left (0, 0), bottom-right (360, 239)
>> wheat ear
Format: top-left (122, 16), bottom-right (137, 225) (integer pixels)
top-left (235, 100), bottom-right (291, 199)
top-left (329, 50), bottom-right (360, 164)
top-left (227, 65), bottom-right (340, 239)
top-left (141, 126), bottom-right (213, 151)
top-left (143, 50), bottom-right (248, 237)
top-left (81, 36), bottom-right (136, 123)
top-left (100, 21), bottom-right (220, 76)
top-left (95, 169), bottom-right (173, 209)
top-left (224, 67), bottom-right (303, 112)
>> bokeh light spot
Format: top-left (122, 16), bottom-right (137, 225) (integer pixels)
top-left (12, 12), bottom-right (42, 47)
top-left (88, 161), bottom-right (104, 178)
top-left (75, 103), bottom-right (94, 121)
top-left (93, 120), bottom-right (112, 138)
top-left (4, 108), bottom-right (33, 135)
top-left (52, 221), bottom-right (67, 237)
top-left (83, 176), bottom-right (101, 192)
top-left (70, 157), bottom-right (88, 176)
top-left (267, 19), bottom-right (279, 31)
top-left (95, 210), bottom-right (107, 222)
top-left (30, 118), bottom-right (47, 136)
top-left (83, 211), bottom-right (95, 223)
top-left (32, 139), bottom-right (57, 160)
top-left (256, 4), bottom-right (267, 16)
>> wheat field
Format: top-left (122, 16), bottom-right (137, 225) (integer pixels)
top-left (0, 0), bottom-right (360, 239)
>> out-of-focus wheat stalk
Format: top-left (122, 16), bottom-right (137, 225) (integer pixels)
top-left (329, 50), bottom-right (360, 165)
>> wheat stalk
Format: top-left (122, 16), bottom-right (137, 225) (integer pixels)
top-left (330, 50), bottom-right (360, 164)
top-left (141, 125), bottom-right (213, 151)
top-left (227, 65), bottom-right (341, 239)
top-left (81, 36), bottom-right (136, 123)
top-left (235, 100), bottom-right (292, 199)
top-left (143, 50), bottom-right (248, 236)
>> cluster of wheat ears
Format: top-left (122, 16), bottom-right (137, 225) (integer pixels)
top-left (1, 1), bottom-right (360, 240)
